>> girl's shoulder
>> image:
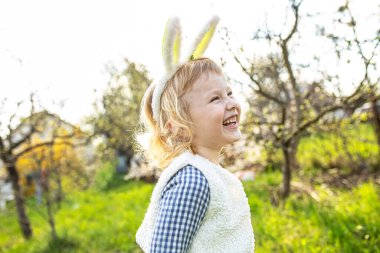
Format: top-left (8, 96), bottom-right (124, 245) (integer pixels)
top-left (161, 164), bottom-right (210, 199)
top-left (170, 164), bottom-right (207, 181)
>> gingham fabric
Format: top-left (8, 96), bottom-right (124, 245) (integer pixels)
top-left (149, 164), bottom-right (210, 253)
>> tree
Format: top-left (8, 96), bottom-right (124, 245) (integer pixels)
top-left (222, 0), bottom-right (378, 200)
top-left (16, 116), bottom-right (89, 239)
top-left (0, 96), bottom-right (87, 239)
top-left (324, 1), bottom-right (380, 162)
top-left (87, 59), bottom-right (151, 173)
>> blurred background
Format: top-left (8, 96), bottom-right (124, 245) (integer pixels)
top-left (0, 0), bottom-right (379, 252)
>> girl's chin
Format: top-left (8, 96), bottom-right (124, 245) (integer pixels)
top-left (223, 129), bottom-right (241, 143)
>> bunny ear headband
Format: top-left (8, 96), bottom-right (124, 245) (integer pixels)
top-left (151, 16), bottom-right (220, 123)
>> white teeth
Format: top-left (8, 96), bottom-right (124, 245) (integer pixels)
top-left (223, 116), bottom-right (237, 125)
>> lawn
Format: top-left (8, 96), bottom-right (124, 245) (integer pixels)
top-left (0, 170), bottom-right (379, 253)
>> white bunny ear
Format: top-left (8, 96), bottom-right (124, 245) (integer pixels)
top-left (152, 16), bottom-right (221, 123)
top-left (162, 17), bottom-right (182, 72)
top-left (187, 15), bottom-right (220, 60)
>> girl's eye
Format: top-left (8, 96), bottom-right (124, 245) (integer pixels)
top-left (210, 96), bottom-right (219, 102)
top-left (228, 91), bottom-right (233, 96)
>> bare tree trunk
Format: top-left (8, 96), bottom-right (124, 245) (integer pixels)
top-left (370, 94), bottom-right (380, 166)
top-left (43, 172), bottom-right (57, 240)
top-left (263, 143), bottom-right (276, 170)
top-left (51, 150), bottom-right (63, 205)
top-left (281, 138), bottom-right (300, 199)
top-left (7, 163), bottom-right (33, 239)
top-left (281, 145), bottom-right (292, 199)
top-left (54, 167), bottom-right (63, 206)
top-left (290, 138), bottom-right (300, 171)
top-left (340, 128), bottom-right (356, 168)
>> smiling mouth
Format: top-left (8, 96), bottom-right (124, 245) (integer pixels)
top-left (223, 115), bottom-right (238, 128)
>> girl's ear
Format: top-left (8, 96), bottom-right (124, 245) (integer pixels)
top-left (165, 120), bottom-right (175, 132)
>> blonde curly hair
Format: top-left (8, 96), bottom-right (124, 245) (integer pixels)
top-left (136, 57), bottom-right (223, 169)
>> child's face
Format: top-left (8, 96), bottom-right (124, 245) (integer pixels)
top-left (184, 72), bottom-right (241, 152)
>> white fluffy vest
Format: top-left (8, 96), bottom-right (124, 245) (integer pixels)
top-left (136, 151), bottom-right (255, 253)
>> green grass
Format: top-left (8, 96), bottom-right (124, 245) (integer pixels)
top-left (245, 172), bottom-right (380, 253)
top-left (0, 176), bottom-right (154, 253)
top-left (1, 171), bottom-right (379, 253)
top-left (297, 123), bottom-right (379, 174)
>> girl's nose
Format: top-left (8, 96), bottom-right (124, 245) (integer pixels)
top-left (227, 98), bottom-right (240, 111)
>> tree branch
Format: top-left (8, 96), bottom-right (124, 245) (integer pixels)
top-left (232, 54), bottom-right (287, 105)
top-left (280, 2), bottom-right (303, 126)
top-left (14, 140), bottom-right (74, 161)
top-left (284, 93), bottom-right (376, 145)
top-left (241, 119), bottom-right (284, 127)
top-left (282, 1), bottom-right (302, 43)
top-left (9, 126), bottom-right (35, 151)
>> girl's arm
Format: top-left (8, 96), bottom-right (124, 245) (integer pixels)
top-left (150, 165), bottom-right (210, 253)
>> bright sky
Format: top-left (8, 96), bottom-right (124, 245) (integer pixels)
top-left (0, 0), bottom-right (377, 126)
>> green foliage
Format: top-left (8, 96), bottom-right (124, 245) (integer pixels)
top-left (93, 162), bottom-right (134, 192)
top-left (92, 162), bottom-right (116, 191)
top-left (87, 59), bottom-right (151, 157)
top-left (258, 123), bottom-right (379, 175)
top-left (36, 236), bottom-right (78, 253)
top-left (297, 123), bottom-right (379, 174)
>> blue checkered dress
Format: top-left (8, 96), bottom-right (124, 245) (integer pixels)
top-left (149, 164), bottom-right (210, 253)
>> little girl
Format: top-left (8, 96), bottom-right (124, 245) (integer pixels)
top-left (135, 57), bottom-right (255, 253)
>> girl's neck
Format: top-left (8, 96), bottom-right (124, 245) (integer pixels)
top-left (193, 146), bottom-right (221, 165)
